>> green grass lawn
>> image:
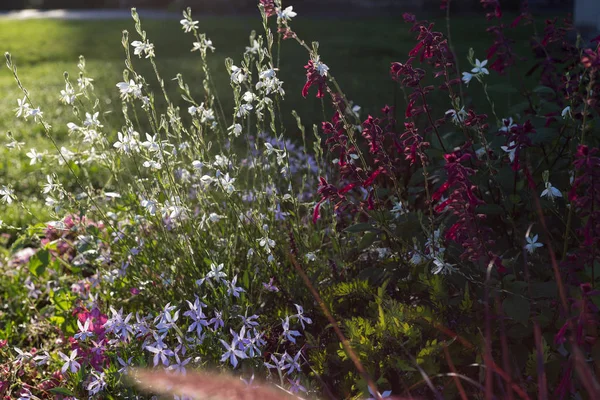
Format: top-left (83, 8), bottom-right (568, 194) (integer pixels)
top-left (0, 12), bottom-right (544, 227)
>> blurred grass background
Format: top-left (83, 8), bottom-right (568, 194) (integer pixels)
top-left (0, 13), bottom-right (544, 227)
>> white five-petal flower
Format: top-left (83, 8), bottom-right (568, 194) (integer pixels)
top-left (540, 182), bottom-right (562, 200)
top-left (58, 349), bottom-right (81, 374)
top-left (471, 59), bottom-right (489, 75)
top-left (525, 233), bottom-right (543, 254)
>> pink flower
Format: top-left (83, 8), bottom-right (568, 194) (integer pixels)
top-left (259, 0), bottom-right (276, 18)
top-left (302, 59), bottom-right (328, 98)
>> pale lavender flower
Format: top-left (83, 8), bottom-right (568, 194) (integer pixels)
top-left (293, 304), bottom-right (312, 330)
top-left (282, 350), bottom-right (302, 375)
top-left (86, 371), bottom-right (106, 396)
top-left (13, 347), bottom-right (32, 364)
top-left (525, 233), bottom-right (543, 254)
top-left (263, 278), bottom-right (279, 292)
top-left (208, 310), bottom-right (224, 331)
top-left (184, 297), bottom-right (208, 337)
top-left (240, 314), bottom-right (259, 328)
top-left (541, 182), bottom-right (562, 201)
top-left (282, 316), bottom-right (301, 344)
top-left (366, 386), bottom-right (392, 400)
top-left (59, 349), bottom-right (81, 374)
top-left (227, 275), bottom-right (245, 298)
top-left (264, 353), bottom-right (285, 372)
top-left (219, 337), bottom-right (247, 368)
top-left (117, 356), bottom-right (133, 375)
top-left (104, 307), bottom-right (134, 341)
top-left (146, 344), bottom-right (174, 367)
top-left (155, 303), bottom-right (180, 333)
top-left (33, 350), bottom-right (50, 366)
top-left (74, 318), bottom-right (94, 341)
top-left (288, 378), bottom-right (307, 394)
top-left (168, 353), bottom-right (191, 375)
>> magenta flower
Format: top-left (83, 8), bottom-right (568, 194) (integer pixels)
top-left (302, 58), bottom-right (328, 98)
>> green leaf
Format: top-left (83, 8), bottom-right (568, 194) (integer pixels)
top-left (509, 101), bottom-right (530, 116)
top-left (533, 86), bottom-right (555, 95)
top-left (345, 223), bottom-right (376, 233)
top-left (358, 231), bottom-right (377, 251)
top-left (28, 249), bottom-right (50, 278)
top-left (487, 84), bottom-right (518, 94)
top-left (49, 387), bottom-right (75, 396)
top-left (503, 294), bottom-right (530, 326)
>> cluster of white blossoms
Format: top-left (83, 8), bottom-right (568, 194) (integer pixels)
top-left (462, 58), bottom-right (489, 86)
top-left (131, 39), bottom-right (155, 58)
top-left (407, 228), bottom-right (456, 275)
top-left (14, 96), bottom-right (43, 122)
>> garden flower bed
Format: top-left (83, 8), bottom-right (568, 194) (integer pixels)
top-left (1, 0), bottom-right (600, 399)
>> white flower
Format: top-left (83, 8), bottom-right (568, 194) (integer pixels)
top-left (192, 38), bottom-right (215, 52)
top-left (431, 257), bottom-right (456, 275)
top-left (461, 72), bottom-right (473, 85)
top-left (258, 236), bottom-right (275, 252)
top-left (205, 263), bottom-right (227, 283)
top-left (26, 148), bottom-right (43, 165)
top-left (78, 76), bottom-right (94, 89)
top-left (277, 6), bottom-right (297, 21)
top-left (116, 80), bottom-right (142, 100)
top-left (6, 139), bottom-right (25, 150)
top-left (230, 65), bottom-right (246, 84)
top-left (15, 97), bottom-right (30, 118)
top-left (60, 84), bottom-right (76, 105)
top-left (242, 91), bottom-right (256, 103)
top-left (26, 107), bottom-right (43, 122)
top-left (13, 347), bottom-right (32, 364)
top-left (391, 200), bottom-right (406, 219)
top-left (475, 147), bottom-right (487, 159)
top-left (445, 107), bottom-right (467, 125)
top-left (58, 349), bottom-right (81, 374)
top-left (131, 40), bottom-right (155, 58)
top-left (113, 129), bottom-right (140, 154)
top-left (245, 39), bottom-right (261, 55)
top-left (236, 103), bottom-right (253, 118)
top-left (143, 160), bottom-right (162, 170)
top-left (84, 112), bottom-right (102, 128)
top-left (500, 141), bottom-right (517, 163)
top-left (140, 133), bottom-right (160, 152)
top-left (524, 233), bottom-right (543, 254)
top-left (86, 371), bottom-right (106, 396)
top-left (471, 59), bottom-right (489, 75)
top-left (0, 185), bottom-right (15, 204)
top-left (228, 123), bottom-right (243, 137)
top-left (141, 197), bottom-right (157, 215)
top-left (540, 182), bottom-right (562, 200)
top-left (409, 245), bottom-right (424, 265)
top-left (180, 18), bottom-right (198, 33)
top-left (500, 117), bottom-right (517, 132)
top-left (219, 173), bottom-right (236, 194)
top-left (58, 146), bottom-right (75, 165)
top-left (33, 351), bottom-right (50, 366)
top-left (74, 318), bottom-right (94, 341)
top-left (315, 61), bottom-right (329, 77)
top-left (561, 106), bottom-right (572, 119)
